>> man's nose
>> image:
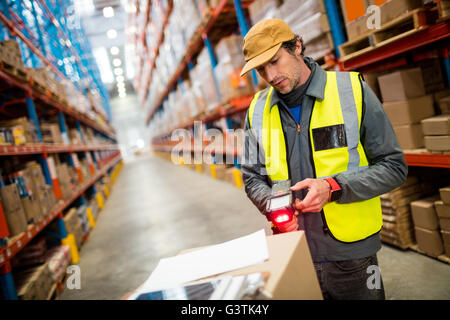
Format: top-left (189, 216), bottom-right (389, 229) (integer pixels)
top-left (265, 66), bottom-right (277, 84)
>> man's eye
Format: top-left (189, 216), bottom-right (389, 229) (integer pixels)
top-left (271, 59), bottom-right (278, 64)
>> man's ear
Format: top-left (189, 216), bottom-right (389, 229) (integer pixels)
top-left (296, 38), bottom-right (302, 57)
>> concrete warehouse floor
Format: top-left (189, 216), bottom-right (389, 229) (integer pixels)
top-left (60, 152), bottom-right (450, 300)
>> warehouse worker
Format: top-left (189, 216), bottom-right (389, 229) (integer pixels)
top-left (240, 19), bottom-right (408, 300)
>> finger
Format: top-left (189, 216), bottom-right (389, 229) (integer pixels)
top-left (290, 179), bottom-right (312, 191)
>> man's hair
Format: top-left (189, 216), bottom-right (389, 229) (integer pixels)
top-left (281, 35), bottom-right (305, 57)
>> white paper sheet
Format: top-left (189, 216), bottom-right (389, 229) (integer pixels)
top-left (128, 229), bottom-right (269, 299)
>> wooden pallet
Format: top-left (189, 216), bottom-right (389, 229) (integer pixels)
top-left (0, 59), bottom-right (28, 82)
top-left (339, 7), bottom-right (438, 62)
top-left (409, 244), bottom-right (450, 264)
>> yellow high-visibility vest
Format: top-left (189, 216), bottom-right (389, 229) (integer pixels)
top-left (248, 71), bottom-right (382, 243)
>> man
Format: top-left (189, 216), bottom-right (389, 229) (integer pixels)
top-left (240, 19), bottom-right (408, 300)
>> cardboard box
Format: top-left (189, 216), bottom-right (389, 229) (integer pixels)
top-left (424, 135), bottom-right (450, 151)
top-left (411, 196), bottom-right (441, 230)
top-left (378, 68), bottom-right (425, 102)
top-left (421, 115), bottom-right (450, 135)
top-left (383, 95), bottom-right (434, 126)
top-left (441, 230), bottom-right (450, 256)
top-left (438, 96), bottom-right (450, 114)
top-left (182, 231), bottom-right (323, 300)
top-left (414, 226), bottom-right (444, 257)
top-left (21, 196), bottom-right (41, 224)
top-left (40, 123), bottom-right (63, 144)
top-left (14, 263), bottom-right (53, 300)
top-left (0, 184), bottom-right (23, 213)
top-left (0, 184), bottom-right (28, 236)
top-left (439, 218), bottom-right (450, 231)
top-left (393, 124), bottom-right (424, 149)
top-left (435, 200), bottom-right (450, 218)
top-left (439, 187), bottom-right (450, 204)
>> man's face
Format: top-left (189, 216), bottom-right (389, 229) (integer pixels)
top-left (256, 44), bottom-right (303, 94)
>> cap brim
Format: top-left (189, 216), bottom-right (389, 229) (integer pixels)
top-left (240, 43), bottom-right (282, 77)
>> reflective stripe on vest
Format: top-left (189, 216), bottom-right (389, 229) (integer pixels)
top-left (248, 71), bottom-right (382, 243)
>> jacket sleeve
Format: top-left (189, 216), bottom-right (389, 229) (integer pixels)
top-left (334, 80), bottom-right (408, 203)
top-left (241, 112), bottom-right (272, 215)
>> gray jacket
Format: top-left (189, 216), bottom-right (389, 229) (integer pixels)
top-left (241, 57), bottom-right (408, 262)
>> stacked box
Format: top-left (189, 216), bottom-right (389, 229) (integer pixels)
top-left (411, 195), bottom-right (444, 257)
top-left (380, 176), bottom-right (423, 249)
top-left (0, 184), bottom-right (28, 237)
top-left (378, 68), bottom-right (435, 150)
top-left (25, 161), bottom-right (52, 217)
top-left (436, 187), bottom-right (450, 256)
top-left (191, 48), bottom-right (220, 112)
top-left (77, 205), bottom-right (91, 236)
top-left (283, 0), bottom-right (332, 59)
top-left (40, 123), bottom-right (63, 144)
top-left (438, 95), bottom-right (450, 115)
top-left (46, 245), bottom-right (71, 283)
top-left (214, 34), bottom-right (254, 103)
top-left (421, 115), bottom-right (450, 152)
top-left (56, 163), bottom-right (72, 200)
top-left (248, 0), bottom-right (281, 25)
top-left (0, 117), bottom-right (39, 145)
top-left (63, 208), bottom-right (84, 250)
top-left (0, 40), bottom-right (25, 70)
top-left (7, 168), bottom-right (43, 225)
top-left (418, 59), bottom-right (446, 94)
top-left (14, 262), bottom-right (53, 300)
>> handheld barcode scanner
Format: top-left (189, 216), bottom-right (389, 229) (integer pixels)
top-left (266, 180), bottom-right (295, 234)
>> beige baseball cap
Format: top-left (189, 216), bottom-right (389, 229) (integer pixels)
top-left (240, 19), bottom-right (294, 77)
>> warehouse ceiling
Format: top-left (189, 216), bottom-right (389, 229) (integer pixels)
top-left (74, 0), bottom-right (134, 98)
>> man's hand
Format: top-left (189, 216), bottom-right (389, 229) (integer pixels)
top-left (290, 178), bottom-right (331, 213)
top-left (276, 210), bottom-right (299, 233)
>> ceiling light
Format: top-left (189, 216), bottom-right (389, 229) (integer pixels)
top-left (115, 75), bottom-right (124, 82)
top-left (103, 6), bottom-right (115, 18)
top-left (107, 29), bottom-right (117, 39)
top-left (114, 68), bottom-right (123, 76)
top-left (110, 46), bottom-right (119, 55)
top-left (113, 58), bottom-right (122, 67)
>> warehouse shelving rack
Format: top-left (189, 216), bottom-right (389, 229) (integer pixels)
top-left (144, 0), bottom-right (450, 171)
top-left (0, 0), bottom-right (121, 300)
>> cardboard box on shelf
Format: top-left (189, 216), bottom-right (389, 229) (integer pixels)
top-left (421, 115), bottom-right (450, 135)
top-left (0, 184), bottom-right (28, 237)
top-left (21, 195), bottom-right (42, 224)
top-left (14, 262), bottom-right (54, 300)
top-left (439, 217), bottom-right (450, 231)
top-left (438, 96), bottom-right (450, 114)
top-left (411, 196), bottom-right (441, 230)
top-left (378, 68), bottom-right (425, 102)
top-left (382, 95), bottom-right (434, 126)
top-left (181, 231), bottom-right (322, 300)
top-left (63, 208), bottom-right (84, 249)
top-left (435, 201), bottom-right (450, 219)
top-left (0, 117), bottom-right (38, 145)
top-left (439, 187), bottom-right (450, 204)
top-left (424, 135), bottom-right (450, 151)
top-left (393, 124), bottom-right (424, 149)
top-left (441, 230), bottom-right (450, 256)
top-left (414, 226), bottom-right (444, 257)
top-left (40, 123), bottom-right (63, 144)
top-left (419, 58), bottom-right (446, 94)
